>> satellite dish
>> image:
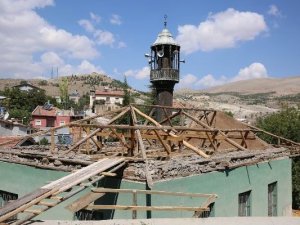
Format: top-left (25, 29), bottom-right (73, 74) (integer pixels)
top-left (3, 112), bottom-right (9, 121)
top-left (157, 50), bottom-right (164, 57)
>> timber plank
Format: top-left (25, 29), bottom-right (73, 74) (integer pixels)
top-left (66, 192), bottom-right (105, 213)
top-left (0, 188), bottom-right (50, 217)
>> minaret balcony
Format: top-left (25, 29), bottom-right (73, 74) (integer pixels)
top-left (150, 68), bottom-right (179, 83)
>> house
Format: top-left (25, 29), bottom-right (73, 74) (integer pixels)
top-left (31, 105), bottom-right (78, 129)
top-left (90, 87), bottom-right (124, 113)
top-left (12, 83), bottom-right (42, 92)
top-left (0, 119), bottom-right (29, 136)
top-left (69, 90), bottom-right (80, 104)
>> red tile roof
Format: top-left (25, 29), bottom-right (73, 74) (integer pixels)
top-left (32, 105), bottom-right (58, 117)
top-left (95, 90), bottom-right (124, 97)
top-left (0, 136), bottom-right (20, 148)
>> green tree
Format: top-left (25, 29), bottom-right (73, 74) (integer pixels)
top-left (122, 76), bottom-right (131, 106)
top-left (256, 107), bottom-right (300, 209)
top-left (224, 111), bottom-right (234, 117)
top-left (59, 77), bottom-right (69, 109)
top-left (0, 87), bottom-right (55, 124)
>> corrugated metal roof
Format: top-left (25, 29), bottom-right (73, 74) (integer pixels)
top-left (152, 28), bottom-right (178, 46)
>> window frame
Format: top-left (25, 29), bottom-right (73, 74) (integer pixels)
top-left (35, 119), bottom-right (42, 126)
top-left (238, 190), bottom-right (251, 216)
top-left (268, 182), bottom-right (277, 216)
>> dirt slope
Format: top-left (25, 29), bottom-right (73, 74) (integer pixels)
top-left (206, 76), bottom-right (300, 95)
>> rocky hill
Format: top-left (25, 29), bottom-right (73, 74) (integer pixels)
top-left (0, 73), bottom-right (124, 97)
top-left (206, 76), bottom-right (300, 95)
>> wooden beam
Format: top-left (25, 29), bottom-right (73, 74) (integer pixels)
top-left (130, 106), bottom-right (153, 188)
top-left (132, 104), bottom-right (216, 112)
top-left (153, 130), bottom-right (171, 155)
top-left (245, 123), bottom-right (300, 146)
top-left (85, 127), bottom-right (91, 154)
top-left (0, 107), bottom-right (128, 147)
top-left (70, 123), bottom-right (256, 133)
top-left (64, 128), bottom-right (101, 155)
top-left (86, 204), bottom-right (209, 212)
top-left (50, 130), bottom-right (55, 154)
top-left (92, 188), bottom-right (215, 198)
top-left (183, 111), bottom-right (248, 151)
top-left (110, 128), bottom-right (130, 148)
top-left (66, 192), bottom-right (105, 213)
top-left (0, 189), bottom-right (58, 222)
top-left (162, 108), bottom-right (172, 126)
top-left (134, 107), bottom-right (209, 158)
top-left (90, 136), bottom-right (102, 151)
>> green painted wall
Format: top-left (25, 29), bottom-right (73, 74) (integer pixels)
top-left (0, 161), bottom-right (91, 220)
top-left (0, 157), bottom-right (292, 220)
top-left (114, 158), bottom-right (292, 219)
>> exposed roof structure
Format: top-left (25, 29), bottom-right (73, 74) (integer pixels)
top-left (0, 104), bottom-right (299, 224)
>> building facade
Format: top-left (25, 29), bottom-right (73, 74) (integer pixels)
top-left (90, 88), bottom-right (124, 113)
top-left (0, 157), bottom-right (292, 220)
top-left (31, 105), bottom-right (75, 129)
top-left (0, 119), bottom-right (28, 136)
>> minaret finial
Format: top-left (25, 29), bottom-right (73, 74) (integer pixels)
top-left (164, 15), bottom-right (167, 28)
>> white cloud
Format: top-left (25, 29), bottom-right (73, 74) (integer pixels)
top-left (78, 13), bottom-right (125, 48)
top-left (90, 12), bottom-right (101, 23)
top-left (78, 19), bottom-right (95, 33)
top-left (40, 51), bottom-right (64, 66)
top-left (268, 5), bottom-right (281, 17)
top-left (117, 41), bottom-right (127, 48)
top-left (0, 0), bottom-right (98, 78)
top-left (0, 0), bottom-right (54, 13)
top-left (176, 8), bottom-right (267, 54)
top-left (94, 30), bottom-right (115, 46)
top-left (124, 67), bottom-right (150, 80)
top-left (196, 74), bottom-right (227, 87)
top-left (59, 60), bottom-right (104, 75)
top-left (177, 62), bottom-right (268, 89)
top-left (232, 62), bottom-right (268, 81)
top-left (178, 74), bottom-right (198, 88)
top-left (110, 14), bottom-right (122, 25)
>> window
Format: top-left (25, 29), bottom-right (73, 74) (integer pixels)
top-left (59, 121), bottom-right (65, 126)
top-left (35, 120), bottom-right (41, 126)
top-left (74, 209), bottom-right (103, 220)
top-left (198, 203), bottom-right (215, 218)
top-left (239, 191), bottom-right (251, 216)
top-left (268, 182), bottom-right (277, 216)
top-left (0, 190), bottom-right (18, 207)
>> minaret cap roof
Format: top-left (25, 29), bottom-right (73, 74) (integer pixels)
top-left (152, 28), bottom-right (179, 46)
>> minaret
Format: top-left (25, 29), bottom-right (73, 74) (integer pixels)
top-left (147, 16), bottom-right (181, 121)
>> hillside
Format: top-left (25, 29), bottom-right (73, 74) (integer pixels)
top-left (206, 76), bottom-right (300, 95)
top-left (0, 73), bottom-right (123, 97)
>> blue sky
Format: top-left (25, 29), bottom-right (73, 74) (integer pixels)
top-left (0, 0), bottom-right (300, 91)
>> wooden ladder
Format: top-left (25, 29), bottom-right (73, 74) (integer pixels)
top-left (0, 158), bottom-right (125, 224)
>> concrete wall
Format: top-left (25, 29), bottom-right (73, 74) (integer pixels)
top-left (0, 158), bottom-right (292, 220)
top-left (0, 161), bottom-right (91, 220)
top-left (113, 158), bottom-right (292, 219)
top-left (0, 123), bottom-right (27, 136)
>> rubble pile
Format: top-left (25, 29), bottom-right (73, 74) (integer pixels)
top-left (124, 147), bottom-right (291, 181)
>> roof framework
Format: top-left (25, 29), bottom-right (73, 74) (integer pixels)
top-left (0, 104), bottom-right (299, 223)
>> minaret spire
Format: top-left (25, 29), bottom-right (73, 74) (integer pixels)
top-left (164, 15), bottom-right (167, 28)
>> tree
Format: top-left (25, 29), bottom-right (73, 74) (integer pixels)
top-left (0, 87), bottom-right (55, 124)
top-left (59, 77), bottom-right (69, 109)
top-left (122, 76), bottom-right (131, 106)
top-left (256, 107), bottom-right (300, 209)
